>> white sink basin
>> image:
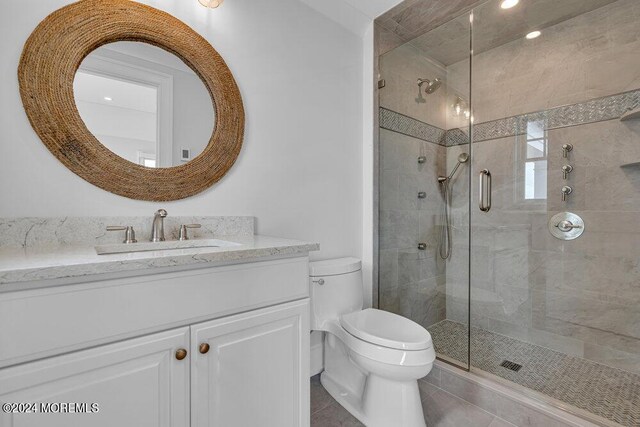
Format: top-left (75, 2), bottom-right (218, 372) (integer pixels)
top-left (95, 239), bottom-right (242, 255)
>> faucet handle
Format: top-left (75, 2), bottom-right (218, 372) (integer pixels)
top-left (178, 224), bottom-right (201, 241)
top-left (106, 226), bottom-right (137, 244)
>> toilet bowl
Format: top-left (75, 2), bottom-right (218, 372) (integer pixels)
top-left (310, 258), bottom-right (435, 427)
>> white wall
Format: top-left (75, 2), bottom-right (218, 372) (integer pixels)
top-left (0, 0), bottom-right (368, 262)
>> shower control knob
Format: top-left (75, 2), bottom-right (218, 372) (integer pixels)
top-left (556, 220), bottom-right (583, 232)
top-left (548, 212), bottom-right (584, 240)
top-left (417, 243), bottom-right (427, 250)
top-left (418, 191), bottom-right (427, 199)
top-left (417, 156), bottom-right (427, 164)
top-left (562, 165), bottom-right (573, 179)
top-left (562, 144), bottom-right (573, 158)
top-left (561, 186), bottom-right (573, 201)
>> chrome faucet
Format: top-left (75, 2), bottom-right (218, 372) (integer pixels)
top-left (150, 209), bottom-right (168, 242)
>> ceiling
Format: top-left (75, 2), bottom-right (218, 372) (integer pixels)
top-left (385, 0), bottom-right (618, 65)
top-left (299, 0), bottom-right (403, 36)
top-left (377, 0), bottom-right (482, 43)
top-left (74, 72), bottom-right (157, 113)
top-left (339, 0), bottom-right (407, 18)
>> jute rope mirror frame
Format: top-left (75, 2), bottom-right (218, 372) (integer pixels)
top-left (18, 0), bottom-right (244, 201)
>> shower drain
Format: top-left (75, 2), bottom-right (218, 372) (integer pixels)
top-left (500, 360), bottom-right (523, 372)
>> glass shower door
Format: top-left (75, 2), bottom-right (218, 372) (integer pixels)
top-left (468, 0), bottom-right (640, 425)
top-left (377, 10), bottom-right (473, 370)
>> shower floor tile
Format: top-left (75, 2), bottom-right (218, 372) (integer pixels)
top-left (429, 320), bottom-right (640, 427)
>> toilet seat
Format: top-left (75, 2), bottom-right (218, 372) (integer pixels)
top-left (340, 309), bottom-right (432, 351)
top-left (323, 319), bottom-right (435, 368)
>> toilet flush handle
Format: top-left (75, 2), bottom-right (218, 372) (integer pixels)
top-left (312, 278), bottom-right (325, 285)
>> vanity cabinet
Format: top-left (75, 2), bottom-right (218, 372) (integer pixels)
top-left (0, 327), bottom-right (191, 427)
top-left (0, 257), bottom-right (311, 427)
top-left (0, 299), bottom-right (309, 427)
top-left (191, 300), bottom-right (309, 427)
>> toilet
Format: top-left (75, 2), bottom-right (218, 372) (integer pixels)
top-left (310, 257), bottom-right (435, 427)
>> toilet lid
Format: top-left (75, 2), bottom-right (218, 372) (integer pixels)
top-left (340, 309), bottom-right (432, 351)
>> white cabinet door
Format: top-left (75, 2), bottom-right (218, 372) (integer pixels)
top-left (0, 327), bottom-right (190, 427)
top-left (191, 299), bottom-right (310, 427)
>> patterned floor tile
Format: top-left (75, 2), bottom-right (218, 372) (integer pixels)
top-left (429, 320), bottom-right (640, 427)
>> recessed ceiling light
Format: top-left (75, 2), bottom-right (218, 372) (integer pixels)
top-left (500, 0), bottom-right (519, 9)
top-left (526, 30), bottom-right (541, 39)
top-left (104, 96), bottom-right (112, 101)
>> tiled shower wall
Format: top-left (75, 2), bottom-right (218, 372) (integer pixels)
top-left (449, 0), bottom-right (640, 124)
top-left (379, 0), bottom-right (640, 374)
top-left (445, 0), bottom-right (640, 373)
top-left (378, 43), bottom-right (449, 328)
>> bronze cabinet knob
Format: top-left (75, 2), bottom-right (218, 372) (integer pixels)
top-left (199, 343), bottom-right (210, 354)
top-left (175, 348), bottom-right (188, 360)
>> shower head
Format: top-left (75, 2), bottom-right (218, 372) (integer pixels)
top-left (458, 153), bottom-right (470, 163)
top-left (418, 78), bottom-right (442, 94)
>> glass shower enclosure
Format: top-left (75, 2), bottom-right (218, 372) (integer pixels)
top-left (377, 1), bottom-right (640, 425)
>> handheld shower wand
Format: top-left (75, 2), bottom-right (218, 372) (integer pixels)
top-left (438, 153), bottom-right (469, 260)
top-left (446, 153), bottom-right (469, 181)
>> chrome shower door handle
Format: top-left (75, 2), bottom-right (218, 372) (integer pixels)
top-left (479, 169), bottom-right (492, 212)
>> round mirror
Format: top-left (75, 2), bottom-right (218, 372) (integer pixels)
top-left (73, 41), bottom-right (215, 168)
top-left (19, 0), bottom-right (244, 201)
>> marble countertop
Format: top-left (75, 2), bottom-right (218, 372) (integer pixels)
top-left (0, 235), bottom-right (319, 289)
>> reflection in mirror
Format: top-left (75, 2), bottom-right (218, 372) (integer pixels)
top-left (73, 42), bottom-right (215, 168)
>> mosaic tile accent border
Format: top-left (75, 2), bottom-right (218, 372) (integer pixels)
top-left (380, 89), bottom-right (640, 147)
top-left (379, 107), bottom-right (445, 144)
top-left (429, 320), bottom-right (640, 427)
top-left (445, 128), bottom-right (470, 147)
top-left (473, 89), bottom-right (640, 143)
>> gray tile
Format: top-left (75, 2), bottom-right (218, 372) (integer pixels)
top-left (418, 377), bottom-right (441, 399)
top-left (310, 374), bottom-right (334, 415)
top-left (439, 369), bottom-right (497, 415)
top-left (429, 320), bottom-right (640, 426)
top-left (377, 0), bottom-right (478, 44)
top-left (487, 417), bottom-right (517, 427)
top-left (379, 108), bottom-right (445, 145)
top-left (422, 364), bottom-right (442, 387)
top-left (397, 278), bottom-right (446, 328)
top-left (379, 249), bottom-right (398, 288)
top-left (311, 401), bottom-right (364, 427)
top-left (493, 395), bottom-right (569, 427)
top-left (379, 170), bottom-right (399, 211)
top-left (380, 89), bottom-right (640, 146)
top-left (421, 388), bottom-right (495, 427)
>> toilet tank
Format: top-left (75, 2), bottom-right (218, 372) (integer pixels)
top-left (309, 257), bottom-right (363, 331)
